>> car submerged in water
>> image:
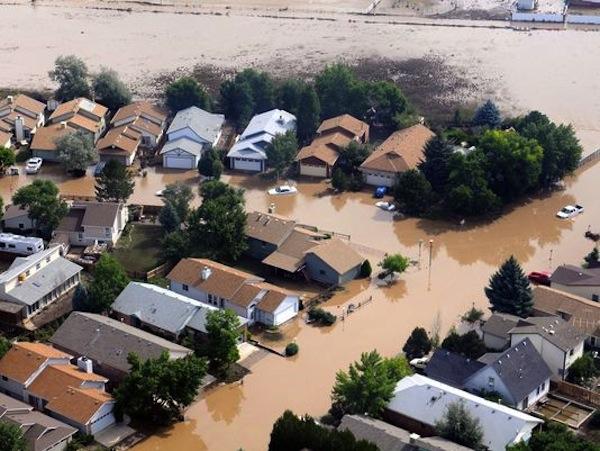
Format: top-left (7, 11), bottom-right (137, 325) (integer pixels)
top-left (25, 157), bottom-right (43, 174)
top-left (556, 204), bottom-right (584, 219)
top-left (268, 185), bottom-right (298, 196)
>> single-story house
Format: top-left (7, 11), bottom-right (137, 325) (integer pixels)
top-left (1, 205), bottom-right (35, 233)
top-left (359, 124), bottom-right (435, 187)
top-left (551, 264), bottom-right (600, 302)
top-left (48, 98), bottom-right (108, 143)
top-left (509, 316), bottom-right (586, 380)
top-left (227, 109), bottom-right (296, 172)
top-left (385, 374), bottom-right (543, 451)
top-left (0, 392), bottom-right (77, 451)
top-left (532, 285), bottom-right (600, 348)
top-left (162, 106), bottom-right (224, 169)
top-left (111, 281), bottom-right (248, 341)
top-left (30, 121), bottom-right (77, 162)
top-left (50, 312), bottom-right (193, 383)
top-left (0, 246), bottom-right (82, 328)
top-left (54, 201), bottom-right (128, 246)
top-left (167, 258), bottom-right (299, 327)
top-left (296, 114), bottom-right (369, 178)
top-left (466, 338), bottom-right (552, 410)
top-left (0, 342), bottom-right (115, 436)
top-left (0, 94), bottom-right (45, 142)
top-left (481, 312), bottom-right (521, 351)
top-left (339, 414), bottom-right (472, 451)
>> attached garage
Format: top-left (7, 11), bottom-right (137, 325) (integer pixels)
top-left (160, 138), bottom-right (203, 170)
top-left (363, 170), bottom-right (396, 187)
top-left (231, 157), bottom-right (263, 172)
top-left (164, 154), bottom-right (195, 169)
top-left (300, 163), bottom-right (328, 178)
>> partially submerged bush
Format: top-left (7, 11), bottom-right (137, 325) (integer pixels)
top-left (308, 307), bottom-right (336, 326)
top-left (285, 342), bottom-right (299, 356)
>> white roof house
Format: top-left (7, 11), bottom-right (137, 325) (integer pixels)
top-left (227, 109), bottom-right (296, 172)
top-left (387, 374), bottom-right (543, 451)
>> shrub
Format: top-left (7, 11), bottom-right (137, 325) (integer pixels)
top-left (360, 260), bottom-right (372, 278)
top-left (308, 307), bottom-right (336, 326)
top-left (285, 342), bottom-right (299, 356)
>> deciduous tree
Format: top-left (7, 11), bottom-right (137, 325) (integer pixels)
top-left (418, 135), bottom-right (454, 193)
top-left (166, 77), bottom-right (211, 112)
top-left (162, 182), bottom-right (193, 223)
top-left (441, 330), bottom-right (486, 359)
top-left (161, 231), bottom-right (191, 263)
top-left (205, 309), bottom-right (241, 376)
top-left (159, 202), bottom-right (181, 234)
top-left (87, 254), bottom-right (129, 313)
top-left (315, 64), bottom-right (368, 120)
top-left (484, 255), bottom-right (533, 317)
top-left (92, 67), bottom-right (132, 111)
top-left (56, 130), bottom-right (97, 175)
top-left (0, 147), bottom-right (16, 174)
top-left (507, 422), bottom-right (600, 451)
top-left (0, 421), bottom-right (26, 451)
top-left (49, 55), bottom-right (91, 101)
top-left (380, 254), bottom-right (410, 277)
top-left (393, 169), bottom-right (434, 216)
top-left (403, 327), bottom-right (432, 360)
top-left (12, 180), bottom-right (68, 238)
top-left (0, 336), bottom-right (11, 359)
top-left (266, 131), bottom-right (298, 178)
top-left (296, 85), bottom-right (321, 144)
top-left (435, 401), bottom-right (484, 449)
top-left (95, 160), bottom-right (135, 203)
top-left (584, 247), bottom-right (600, 269)
top-left (567, 354), bottom-right (599, 387)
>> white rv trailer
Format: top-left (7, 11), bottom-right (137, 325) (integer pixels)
top-left (0, 233), bottom-right (44, 256)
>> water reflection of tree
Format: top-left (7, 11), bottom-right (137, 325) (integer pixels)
top-left (205, 384), bottom-right (245, 424)
top-left (380, 279), bottom-right (407, 302)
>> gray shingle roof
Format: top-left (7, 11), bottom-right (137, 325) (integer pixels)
top-left (551, 264), bottom-right (600, 286)
top-left (160, 137), bottom-right (206, 157)
top-left (424, 349), bottom-right (485, 387)
top-left (50, 312), bottom-right (192, 374)
top-left (167, 106), bottom-right (224, 144)
top-left (482, 313), bottom-right (521, 339)
top-left (472, 338), bottom-right (552, 405)
top-left (509, 316), bottom-right (586, 352)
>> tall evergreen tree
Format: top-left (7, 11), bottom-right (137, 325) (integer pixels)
top-left (484, 255), bottom-right (533, 317)
top-left (95, 160), bottom-right (135, 203)
top-left (435, 401), bottom-right (484, 450)
top-left (472, 99), bottom-right (501, 128)
top-left (296, 85), bottom-right (321, 145)
top-left (158, 202), bottom-right (181, 233)
top-left (418, 135), bottom-right (454, 193)
top-left (403, 327), bottom-right (432, 360)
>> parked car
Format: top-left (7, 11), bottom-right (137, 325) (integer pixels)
top-left (556, 204), bottom-right (584, 219)
top-left (409, 356), bottom-right (430, 371)
top-left (94, 161), bottom-right (107, 177)
top-left (375, 201), bottom-right (396, 212)
top-left (25, 157), bottom-right (43, 174)
top-left (155, 189), bottom-right (165, 197)
top-left (528, 271), bottom-right (551, 286)
top-left (374, 186), bottom-right (388, 198)
top-left (268, 185), bottom-right (298, 196)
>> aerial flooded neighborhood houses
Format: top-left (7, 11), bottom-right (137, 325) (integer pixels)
top-left (1, 1), bottom-right (600, 451)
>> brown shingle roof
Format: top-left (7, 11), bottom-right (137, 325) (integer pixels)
top-left (96, 127), bottom-right (139, 155)
top-left (296, 143), bottom-right (340, 166)
top-left (317, 114), bottom-right (369, 138)
top-left (67, 114), bottom-right (102, 133)
top-left (261, 229), bottom-right (319, 273)
top-left (0, 94), bottom-right (45, 116)
top-left (0, 130), bottom-right (11, 145)
top-left (360, 124), bottom-right (434, 174)
top-left (306, 239), bottom-right (364, 275)
top-left (256, 283), bottom-right (289, 313)
top-left (230, 284), bottom-right (263, 308)
top-left (49, 98), bottom-right (108, 122)
top-left (0, 342), bottom-right (70, 384)
top-left (45, 387), bottom-right (113, 425)
top-left (30, 122), bottom-right (75, 152)
top-left (111, 101), bottom-right (167, 126)
top-left (27, 364), bottom-right (107, 402)
top-left (245, 212), bottom-right (296, 246)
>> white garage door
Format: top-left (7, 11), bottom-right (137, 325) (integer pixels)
top-left (233, 158), bottom-right (262, 172)
top-left (300, 163), bottom-right (327, 178)
top-left (164, 154), bottom-right (194, 169)
top-left (365, 172), bottom-right (395, 187)
top-left (273, 302), bottom-right (297, 326)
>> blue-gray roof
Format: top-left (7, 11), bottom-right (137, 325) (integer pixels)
top-left (167, 106), bottom-right (224, 144)
top-left (160, 137), bottom-right (206, 157)
top-left (424, 349), bottom-right (485, 387)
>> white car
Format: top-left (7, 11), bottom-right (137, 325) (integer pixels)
top-left (375, 201), bottom-right (396, 212)
top-left (556, 204), bottom-right (584, 219)
top-left (409, 356), bottom-right (430, 370)
top-left (25, 157), bottom-right (43, 174)
top-left (155, 189), bottom-right (165, 197)
top-left (268, 185), bottom-right (298, 196)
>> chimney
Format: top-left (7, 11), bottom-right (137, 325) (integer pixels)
top-left (77, 356), bottom-right (93, 374)
top-left (7, 95), bottom-right (13, 104)
top-left (14, 116), bottom-right (24, 142)
top-left (201, 266), bottom-right (212, 281)
top-left (60, 121), bottom-right (67, 129)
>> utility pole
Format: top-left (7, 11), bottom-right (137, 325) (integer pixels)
top-left (418, 239), bottom-right (423, 270)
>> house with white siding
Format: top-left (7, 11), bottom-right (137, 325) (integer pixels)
top-left (161, 106), bottom-right (224, 169)
top-left (167, 258), bottom-right (299, 326)
top-left (227, 109), bottom-right (296, 172)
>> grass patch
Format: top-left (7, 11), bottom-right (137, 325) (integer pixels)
top-left (112, 224), bottom-right (164, 274)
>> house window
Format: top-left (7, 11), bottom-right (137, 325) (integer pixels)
top-left (25, 270), bottom-right (30, 276)
top-left (26, 247), bottom-right (32, 252)
top-left (36, 263), bottom-right (41, 270)
top-left (593, 294), bottom-right (599, 302)
top-left (488, 376), bottom-right (495, 387)
top-left (569, 349), bottom-right (574, 356)
top-left (541, 382), bottom-right (545, 391)
top-left (46, 257), bottom-right (50, 263)
top-left (1, 376), bottom-right (7, 381)
top-left (536, 386), bottom-right (540, 395)
top-left (8, 244), bottom-right (15, 249)
top-left (319, 269), bottom-right (326, 275)
top-left (105, 227), bottom-right (110, 236)
top-left (78, 233), bottom-right (83, 240)
top-left (182, 284), bottom-right (189, 292)
top-left (18, 224), bottom-right (24, 229)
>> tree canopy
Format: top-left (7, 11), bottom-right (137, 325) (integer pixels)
top-left (584, 247), bottom-right (600, 269)
top-left (380, 254), bottom-right (410, 277)
top-left (159, 202), bottom-right (181, 234)
top-left (49, 55), bottom-right (91, 101)
top-left (266, 131), bottom-right (298, 177)
top-left (418, 135), bottom-right (454, 193)
top-left (0, 147), bottom-right (16, 174)
top-left (331, 350), bottom-right (411, 420)
top-left (393, 169), bottom-right (434, 216)
top-left (472, 99), bottom-right (501, 128)
top-left (162, 182), bottom-right (194, 223)
top-left (56, 130), bottom-right (97, 174)
top-left (507, 422), bottom-right (600, 451)
top-left (435, 401), bottom-right (484, 450)
top-left (0, 421), bottom-right (26, 451)
top-left (114, 352), bottom-right (207, 426)
top-left (87, 254), bottom-right (130, 313)
top-left (166, 77), bottom-right (212, 112)
top-left (403, 327), bottom-right (432, 360)
top-left (205, 309), bottom-right (242, 376)
top-left (277, 80), bottom-right (321, 144)
top-left (566, 353), bottom-right (599, 387)
top-left (198, 148), bottom-right (223, 180)
top-left (484, 255), bottom-right (533, 317)
top-left (441, 329), bottom-right (486, 359)
top-left (92, 67), bottom-right (132, 111)
top-left (12, 180), bottom-right (68, 239)
top-left (95, 159), bottom-right (135, 203)
top-left (0, 336), bottom-right (11, 359)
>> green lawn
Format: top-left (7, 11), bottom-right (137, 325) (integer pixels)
top-left (112, 224), bottom-right (164, 274)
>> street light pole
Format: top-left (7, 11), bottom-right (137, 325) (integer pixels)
top-left (418, 239), bottom-right (423, 270)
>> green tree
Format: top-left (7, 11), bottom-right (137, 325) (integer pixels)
top-left (331, 350), bottom-right (411, 419)
top-left (484, 255), bottom-right (533, 317)
top-left (403, 327), bottom-right (432, 360)
top-left (269, 410), bottom-right (378, 451)
top-left (360, 260), bottom-right (372, 278)
top-left (95, 159), bottom-right (135, 203)
top-left (166, 77), bottom-right (211, 112)
top-left (367, 80), bottom-right (409, 130)
top-left (472, 99), bottom-right (501, 128)
top-left (0, 421), bottom-right (27, 451)
top-left (380, 254), bottom-right (410, 277)
top-left (514, 111), bottom-right (582, 187)
top-left (212, 159), bottom-right (223, 180)
top-left (92, 67), bottom-right (132, 111)
top-left (266, 131), bottom-right (298, 177)
top-left (296, 85), bottom-right (321, 144)
top-left (114, 352), bottom-right (207, 426)
top-left (418, 135), bottom-right (454, 193)
top-left (584, 247), bottom-right (600, 268)
top-left (162, 181), bottom-right (193, 223)
top-left (0, 335), bottom-right (12, 359)
top-left (567, 353), bottom-right (599, 387)
top-left (188, 181), bottom-right (247, 262)
top-left (435, 401), bottom-right (484, 449)
top-left (162, 231), bottom-right (191, 263)
top-left (507, 422), bottom-right (600, 451)
top-left (159, 202), bottom-right (181, 233)
top-left (461, 305), bottom-right (484, 324)
top-left (198, 148), bottom-right (221, 179)
top-left (205, 309), bottom-right (241, 376)
top-left (277, 79), bottom-right (304, 113)
top-left (0, 147), bottom-right (16, 174)
top-left (220, 69), bottom-right (275, 129)
top-left (315, 64), bottom-right (368, 120)
top-left (13, 180), bottom-right (68, 238)
top-left (237, 69), bottom-right (276, 113)
top-left (393, 169), bottom-right (434, 216)
top-left (49, 55), bottom-right (91, 101)
top-left (56, 130), bottom-right (97, 175)
top-left (331, 168), bottom-right (349, 191)
top-left (441, 330), bottom-right (486, 359)
top-left (87, 254), bottom-right (129, 313)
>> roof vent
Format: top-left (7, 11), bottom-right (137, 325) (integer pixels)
top-left (7, 95), bottom-right (13, 104)
top-left (549, 330), bottom-right (555, 335)
top-left (201, 266), bottom-right (212, 281)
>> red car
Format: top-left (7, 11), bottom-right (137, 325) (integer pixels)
top-left (528, 271), bottom-right (551, 286)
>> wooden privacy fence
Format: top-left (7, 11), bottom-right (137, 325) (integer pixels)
top-left (127, 262), bottom-right (172, 281)
top-left (551, 380), bottom-right (600, 408)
